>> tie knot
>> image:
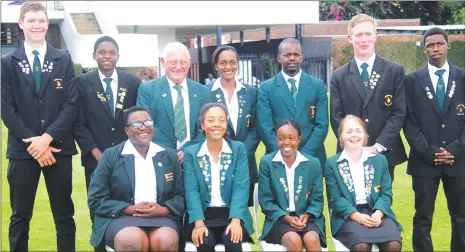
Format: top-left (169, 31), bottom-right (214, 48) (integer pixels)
top-left (173, 85), bottom-right (183, 93)
top-left (361, 63), bottom-right (368, 70)
top-left (435, 69), bottom-right (445, 77)
top-left (32, 50), bottom-right (39, 56)
top-left (288, 78), bottom-right (296, 85)
top-left (103, 77), bottom-right (112, 84)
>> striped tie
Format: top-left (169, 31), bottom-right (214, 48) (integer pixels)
top-left (289, 77), bottom-right (297, 104)
top-left (173, 85), bottom-right (187, 142)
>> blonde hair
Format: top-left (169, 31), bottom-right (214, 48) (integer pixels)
top-left (338, 115), bottom-right (369, 148)
top-left (20, 1), bottom-right (48, 20)
top-left (348, 14), bottom-right (377, 36)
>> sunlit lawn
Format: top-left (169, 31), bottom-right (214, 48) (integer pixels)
top-left (2, 119), bottom-right (451, 251)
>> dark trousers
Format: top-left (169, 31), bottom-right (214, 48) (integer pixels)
top-left (7, 156), bottom-right (75, 252)
top-left (412, 175), bottom-right (465, 252)
top-left (388, 165), bottom-right (395, 182)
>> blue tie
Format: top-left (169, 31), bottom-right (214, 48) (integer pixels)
top-left (435, 69), bottom-right (446, 112)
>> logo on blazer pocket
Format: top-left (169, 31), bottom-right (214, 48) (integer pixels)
top-left (54, 78), bottom-right (63, 89)
top-left (165, 173), bottom-right (173, 182)
top-left (457, 103), bottom-right (465, 116)
top-left (308, 105), bottom-right (316, 119)
top-left (384, 94), bottom-right (393, 107)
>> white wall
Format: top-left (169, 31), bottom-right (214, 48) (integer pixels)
top-left (1, 1), bottom-right (64, 22)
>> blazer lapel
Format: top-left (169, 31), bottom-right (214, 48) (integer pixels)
top-left (212, 88), bottom-right (235, 137)
top-left (12, 44), bottom-right (35, 94)
top-left (362, 158), bottom-right (375, 201)
top-left (91, 71), bottom-right (113, 119)
top-left (123, 155), bottom-right (136, 195)
top-left (349, 59), bottom-right (366, 101)
top-left (336, 159), bottom-right (356, 204)
top-left (294, 162), bottom-right (308, 207)
top-left (39, 45), bottom-right (57, 98)
top-left (273, 162), bottom-right (290, 203)
top-left (160, 77), bottom-right (175, 126)
top-left (418, 66), bottom-right (442, 117)
top-left (276, 73), bottom-right (295, 116)
top-left (295, 74), bottom-right (311, 118)
top-left (197, 154), bottom-right (212, 194)
top-left (152, 152), bottom-right (165, 202)
top-left (363, 56), bottom-right (384, 108)
top-left (235, 87), bottom-right (248, 138)
top-left (443, 63), bottom-right (457, 113)
top-left (114, 70), bottom-right (129, 120)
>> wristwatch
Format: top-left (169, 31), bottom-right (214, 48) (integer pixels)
top-left (376, 145), bottom-right (384, 153)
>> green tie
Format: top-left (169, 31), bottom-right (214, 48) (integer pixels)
top-left (173, 85), bottom-right (187, 142)
top-left (32, 50), bottom-right (41, 93)
top-left (288, 77), bottom-right (297, 104)
top-left (361, 63), bottom-right (369, 92)
top-left (103, 77), bottom-right (115, 118)
top-left (435, 69), bottom-right (446, 112)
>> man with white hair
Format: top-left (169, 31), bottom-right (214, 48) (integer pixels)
top-left (137, 42), bottom-right (210, 162)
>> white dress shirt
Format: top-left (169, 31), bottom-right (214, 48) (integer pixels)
top-left (98, 69), bottom-right (118, 112)
top-left (354, 53), bottom-right (376, 78)
top-left (211, 79), bottom-right (245, 134)
top-left (281, 69), bottom-right (302, 92)
top-left (197, 139), bottom-right (232, 207)
top-left (167, 78), bottom-right (191, 150)
top-left (272, 150), bottom-right (309, 212)
top-left (24, 41), bottom-right (47, 71)
top-left (337, 149), bottom-right (375, 205)
top-left (121, 140), bottom-right (165, 204)
top-left (428, 61), bottom-right (450, 92)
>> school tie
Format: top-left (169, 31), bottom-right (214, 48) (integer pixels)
top-left (288, 77), bottom-right (297, 104)
top-left (361, 63), bottom-right (369, 92)
top-left (173, 85), bottom-right (187, 142)
top-left (103, 77), bottom-right (115, 118)
top-left (435, 69), bottom-right (446, 112)
top-left (32, 50), bottom-right (41, 93)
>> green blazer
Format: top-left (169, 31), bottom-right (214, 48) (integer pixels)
top-left (257, 71), bottom-right (328, 168)
top-left (136, 76), bottom-right (210, 151)
top-left (88, 141), bottom-right (185, 247)
top-left (324, 153), bottom-right (402, 235)
top-left (258, 151), bottom-right (326, 241)
top-left (183, 139), bottom-right (254, 236)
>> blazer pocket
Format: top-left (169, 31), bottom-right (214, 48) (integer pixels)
top-left (379, 89), bottom-right (393, 110)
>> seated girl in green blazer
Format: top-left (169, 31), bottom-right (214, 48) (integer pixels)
top-left (88, 106), bottom-right (184, 251)
top-left (325, 115), bottom-right (402, 251)
top-left (258, 119), bottom-right (326, 251)
top-left (184, 103), bottom-right (254, 252)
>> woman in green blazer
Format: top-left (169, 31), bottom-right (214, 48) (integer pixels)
top-left (325, 115), bottom-right (402, 251)
top-left (184, 103), bottom-right (254, 252)
top-left (88, 106), bottom-right (184, 251)
top-left (258, 119), bottom-right (326, 251)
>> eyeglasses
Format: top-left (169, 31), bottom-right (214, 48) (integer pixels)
top-left (127, 120), bottom-right (154, 129)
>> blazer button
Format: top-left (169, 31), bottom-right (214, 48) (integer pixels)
top-left (442, 124), bottom-right (446, 128)
top-left (112, 142), bottom-right (115, 146)
top-left (40, 119), bottom-right (45, 123)
top-left (365, 118), bottom-right (369, 123)
top-left (286, 208), bottom-right (289, 211)
top-left (111, 128), bottom-right (115, 131)
top-left (443, 141), bottom-right (446, 144)
top-left (111, 214), bottom-right (116, 217)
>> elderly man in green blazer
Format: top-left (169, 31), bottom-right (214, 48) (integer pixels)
top-left (257, 38), bottom-right (328, 168)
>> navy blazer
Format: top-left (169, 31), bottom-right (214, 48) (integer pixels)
top-left (206, 82), bottom-right (261, 184)
top-left (1, 42), bottom-right (77, 158)
top-left (73, 69), bottom-right (141, 168)
top-left (404, 62), bottom-right (465, 177)
top-left (88, 141), bottom-right (184, 246)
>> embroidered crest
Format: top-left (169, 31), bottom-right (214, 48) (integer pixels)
top-left (338, 161), bottom-right (354, 192)
top-left (457, 103), bottom-right (465, 116)
top-left (364, 165), bottom-right (375, 196)
top-left (165, 173), bottom-right (173, 182)
top-left (54, 78), bottom-right (63, 89)
top-left (449, 81), bottom-right (456, 98)
top-left (384, 94), bottom-right (393, 106)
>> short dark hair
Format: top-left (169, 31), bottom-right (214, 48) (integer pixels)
top-left (94, 36), bottom-right (119, 53)
top-left (123, 106), bottom-right (151, 126)
top-left (211, 45), bottom-right (239, 72)
top-left (275, 119), bottom-right (301, 136)
top-left (199, 103), bottom-right (229, 138)
top-left (278, 38), bottom-right (301, 55)
top-left (423, 27), bottom-right (449, 46)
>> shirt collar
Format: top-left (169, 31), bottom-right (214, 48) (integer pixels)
top-left (337, 148), bottom-right (375, 163)
top-left (211, 78), bottom-right (245, 92)
top-left (281, 69), bottom-right (302, 83)
top-left (167, 77), bottom-right (188, 91)
top-left (271, 150), bottom-right (308, 166)
top-left (428, 61), bottom-right (450, 75)
top-left (24, 41), bottom-right (47, 58)
top-left (121, 139), bottom-right (164, 159)
top-left (98, 68), bottom-right (118, 83)
top-left (354, 53), bottom-right (376, 70)
top-left (197, 139), bottom-right (232, 157)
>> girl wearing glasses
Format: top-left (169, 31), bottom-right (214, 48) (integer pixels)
top-left (184, 103), bottom-right (254, 251)
top-left (258, 120), bottom-right (326, 251)
top-left (207, 45), bottom-right (260, 206)
top-left (88, 106), bottom-right (184, 251)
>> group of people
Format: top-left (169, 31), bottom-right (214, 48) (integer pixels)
top-left (2, 2), bottom-right (465, 252)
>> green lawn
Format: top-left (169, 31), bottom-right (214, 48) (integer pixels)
top-left (2, 123), bottom-right (451, 251)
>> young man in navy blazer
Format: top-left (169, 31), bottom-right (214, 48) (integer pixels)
top-left (1, 2), bottom-right (77, 251)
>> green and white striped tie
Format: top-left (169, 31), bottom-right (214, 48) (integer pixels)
top-left (289, 77), bottom-right (297, 104)
top-left (173, 85), bottom-right (187, 141)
